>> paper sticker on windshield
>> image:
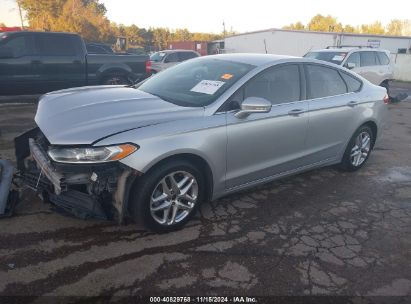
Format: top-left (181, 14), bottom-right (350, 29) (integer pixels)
top-left (190, 80), bottom-right (225, 95)
top-left (332, 55), bottom-right (345, 61)
top-left (221, 73), bottom-right (233, 80)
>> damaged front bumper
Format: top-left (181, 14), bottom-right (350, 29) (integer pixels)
top-left (13, 128), bottom-right (139, 223)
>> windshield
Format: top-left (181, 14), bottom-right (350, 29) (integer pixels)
top-left (150, 51), bottom-right (167, 62)
top-left (137, 57), bottom-right (255, 107)
top-left (304, 51), bottom-right (348, 65)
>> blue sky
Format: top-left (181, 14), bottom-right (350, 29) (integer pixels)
top-left (1, 0), bottom-right (410, 33)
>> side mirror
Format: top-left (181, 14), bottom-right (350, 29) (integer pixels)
top-left (0, 47), bottom-right (14, 59)
top-left (235, 97), bottom-right (271, 119)
top-left (346, 62), bottom-right (356, 69)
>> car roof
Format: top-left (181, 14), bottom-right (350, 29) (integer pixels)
top-left (204, 53), bottom-right (297, 66)
top-left (309, 47), bottom-right (389, 53)
top-left (158, 49), bottom-right (198, 53)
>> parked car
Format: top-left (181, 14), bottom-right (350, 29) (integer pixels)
top-left (304, 47), bottom-right (394, 96)
top-left (0, 31), bottom-right (150, 95)
top-left (126, 47), bottom-right (147, 55)
top-left (149, 49), bottom-right (200, 73)
top-left (14, 54), bottom-right (388, 232)
top-left (86, 42), bottom-right (114, 54)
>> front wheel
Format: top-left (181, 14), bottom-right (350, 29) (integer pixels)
top-left (340, 125), bottom-right (374, 171)
top-left (129, 160), bottom-right (205, 233)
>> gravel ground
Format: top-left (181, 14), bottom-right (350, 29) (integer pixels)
top-left (0, 83), bottom-right (410, 298)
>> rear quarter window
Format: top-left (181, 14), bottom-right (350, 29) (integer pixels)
top-left (340, 72), bottom-right (362, 92)
top-left (376, 52), bottom-right (390, 65)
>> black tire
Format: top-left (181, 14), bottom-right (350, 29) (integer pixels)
top-left (102, 74), bottom-right (130, 85)
top-left (340, 125), bottom-right (374, 172)
top-left (129, 160), bottom-right (205, 233)
top-left (380, 81), bottom-right (390, 97)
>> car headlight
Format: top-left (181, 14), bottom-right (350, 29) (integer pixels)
top-left (47, 144), bottom-right (138, 163)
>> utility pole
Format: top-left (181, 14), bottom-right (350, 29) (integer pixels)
top-left (16, 0), bottom-right (25, 29)
top-left (222, 21), bottom-right (226, 38)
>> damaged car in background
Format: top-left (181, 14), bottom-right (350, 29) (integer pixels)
top-left (1, 54), bottom-right (389, 232)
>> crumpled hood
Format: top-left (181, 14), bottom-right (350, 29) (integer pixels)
top-left (35, 85), bottom-right (204, 145)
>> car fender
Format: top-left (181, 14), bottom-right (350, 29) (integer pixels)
top-left (95, 114), bottom-right (228, 198)
top-left (338, 99), bottom-right (383, 161)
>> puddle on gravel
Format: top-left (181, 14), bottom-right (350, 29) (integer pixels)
top-left (376, 167), bottom-right (411, 183)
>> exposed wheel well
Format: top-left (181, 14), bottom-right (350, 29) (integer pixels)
top-left (142, 154), bottom-right (214, 201)
top-left (362, 121), bottom-right (377, 147)
top-left (379, 79), bottom-right (389, 86)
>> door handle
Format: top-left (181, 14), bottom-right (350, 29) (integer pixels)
top-left (31, 60), bottom-right (42, 65)
top-left (288, 109), bottom-right (305, 116)
top-left (73, 60), bottom-right (81, 64)
top-left (347, 101), bottom-right (358, 107)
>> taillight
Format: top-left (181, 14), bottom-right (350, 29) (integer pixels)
top-left (145, 60), bottom-right (151, 74)
top-left (383, 94), bottom-right (390, 104)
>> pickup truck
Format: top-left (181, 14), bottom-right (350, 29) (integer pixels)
top-left (0, 31), bottom-right (150, 95)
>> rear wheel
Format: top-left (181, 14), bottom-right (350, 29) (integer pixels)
top-left (340, 125), bottom-right (374, 171)
top-left (129, 160), bottom-right (205, 233)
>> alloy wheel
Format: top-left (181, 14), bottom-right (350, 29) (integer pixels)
top-left (150, 171), bottom-right (198, 226)
top-left (350, 131), bottom-right (371, 167)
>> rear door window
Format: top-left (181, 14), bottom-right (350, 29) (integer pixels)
top-left (35, 35), bottom-right (78, 56)
top-left (376, 52), bottom-right (390, 65)
top-left (360, 51), bottom-right (377, 67)
top-left (305, 64), bottom-right (347, 99)
top-left (244, 64), bottom-right (301, 105)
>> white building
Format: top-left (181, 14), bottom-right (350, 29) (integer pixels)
top-left (224, 28), bottom-right (411, 81)
top-left (224, 28), bottom-right (411, 56)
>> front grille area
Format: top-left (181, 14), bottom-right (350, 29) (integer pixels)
top-left (14, 127), bottom-right (126, 220)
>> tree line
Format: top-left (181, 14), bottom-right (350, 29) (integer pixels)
top-left (11, 0), bottom-right (225, 50)
top-left (283, 14), bottom-right (411, 36)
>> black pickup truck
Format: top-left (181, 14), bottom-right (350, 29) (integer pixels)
top-left (0, 31), bottom-right (150, 95)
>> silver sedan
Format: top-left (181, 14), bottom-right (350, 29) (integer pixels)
top-left (16, 54), bottom-right (388, 232)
